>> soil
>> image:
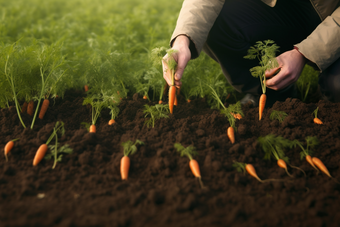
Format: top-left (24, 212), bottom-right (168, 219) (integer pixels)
top-left (1, 90), bottom-right (340, 227)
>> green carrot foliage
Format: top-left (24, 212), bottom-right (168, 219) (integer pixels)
top-left (143, 104), bottom-right (169, 128)
top-left (270, 110), bottom-right (288, 123)
top-left (258, 134), bottom-right (293, 163)
top-left (174, 143), bottom-right (197, 161)
top-left (121, 140), bottom-right (144, 157)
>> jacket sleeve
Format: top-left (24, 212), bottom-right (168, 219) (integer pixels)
top-left (294, 6), bottom-right (340, 72)
top-left (170, 0), bottom-right (225, 59)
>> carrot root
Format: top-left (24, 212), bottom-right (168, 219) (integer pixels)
top-left (312, 157), bottom-right (331, 177)
top-left (168, 86), bottom-right (176, 114)
top-left (306, 155), bottom-right (319, 174)
top-left (89, 125), bottom-right (96, 133)
top-left (187, 99), bottom-right (191, 103)
top-left (27, 101), bottom-right (34, 116)
top-left (4, 140), bottom-right (14, 162)
top-left (159, 100), bottom-right (163, 104)
top-left (38, 99), bottom-right (50, 120)
top-left (259, 93), bottom-right (266, 120)
top-left (277, 159), bottom-right (293, 177)
top-left (33, 144), bottom-right (48, 166)
top-left (21, 102), bottom-right (28, 113)
top-left (84, 85), bottom-right (89, 92)
top-left (143, 95), bottom-right (148, 100)
top-left (108, 119), bottom-right (115, 125)
top-left (245, 164), bottom-right (263, 182)
top-left (189, 159), bottom-right (201, 178)
top-left (227, 127), bottom-right (235, 144)
top-left (313, 118), bottom-right (323, 124)
top-left (120, 156), bottom-right (130, 180)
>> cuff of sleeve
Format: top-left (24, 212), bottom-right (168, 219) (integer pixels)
top-left (170, 34), bottom-right (199, 59)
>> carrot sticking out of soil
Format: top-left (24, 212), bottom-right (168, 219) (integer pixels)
top-left (33, 121), bottom-right (65, 166)
top-left (21, 102), bottom-right (28, 113)
top-left (120, 140), bottom-right (144, 180)
top-left (4, 138), bottom-right (19, 162)
top-left (159, 100), bottom-right (163, 104)
top-left (187, 99), bottom-right (191, 103)
top-left (89, 125), bottom-right (96, 133)
top-left (312, 107), bottom-right (323, 124)
top-left (233, 161), bottom-right (283, 183)
top-left (84, 85), bottom-right (89, 92)
top-left (227, 127), bottom-right (235, 144)
top-left (38, 99), bottom-right (50, 119)
top-left (27, 100), bottom-right (34, 116)
top-left (259, 94), bottom-right (266, 120)
top-left (143, 95), bottom-right (148, 100)
top-left (174, 143), bottom-right (204, 188)
top-left (108, 119), bottom-right (115, 125)
top-left (168, 86), bottom-right (176, 114)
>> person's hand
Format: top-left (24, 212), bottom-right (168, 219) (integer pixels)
top-left (162, 35), bottom-right (191, 88)
top-left (265, 49), bottom-right (306, 90)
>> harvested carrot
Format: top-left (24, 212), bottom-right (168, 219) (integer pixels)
top-left (312, 157), bottom-right (331, 177)
top-left (227, 127), bottom-right (235, 144)
top-left (306, 155), bottom-right (319, 173)
top-left (189, 159), bottom-right (201, 178)
top-left (38, 99), bottom-right (50, 119)
top-left (159, 100), bottom-right (163, 104)
top-left (21, 102), bottom-right (28, 113)
top-left (245, 164), bottom-right (262, 182)
top-left (174, 94), bottom-right (178, 106)
top-left (33, 144), bottom-right (48, 166)
top-left (259, 93), bottom-right (266, 120)
top-left (120, 139), bottom-right (143, 180)
top-left (108, 119), bottom-right (115, 125)
top-left (120, 156), bottom-right (130, 180)
top-left (27, 100), bottom-right (34, 116)
top-left (84, 85), bottom-right (89, 92)
top-left (168, 85), bottom-right (176, 114)
top-left (143, 95), bottom-right (147, 100)
top-left (312, 107), bottom-right (323, 124)
top-left (277, 159), bottom-right (292, 177)
top-left (89, 125), bottom-right (96, 133)
top-left (314, 118), bottom-right (323, 124)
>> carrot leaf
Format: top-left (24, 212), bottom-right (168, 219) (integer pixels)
top-left (46, 144), bottom-right (73, 169)
top-left (174, 143), bottom-right (197, 160)
top-left (312, 107), bottom-right (319, 118)
top-left (232, 161), bottom-right (246, 174)
top-left (258, 134), bottom-right (292, 163)
top-left (293, 136), bottom-right (319, 159)
top-left (270, 110), bottom-right (288, 123)
top-left (143, 104), bottom-right (169, 128)
top-left (122, 139), bottom-right (144, 157)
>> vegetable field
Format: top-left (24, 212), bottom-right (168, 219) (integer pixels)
top-left (1, 0), bottom-right (340, 227)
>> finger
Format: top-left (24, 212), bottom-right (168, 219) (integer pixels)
top-left (265, 66), bottom-right (281, 78)
top-left (174, 54), bottom-right (189, 81)
top-left (162, 55), bottom-right (172, 86)
top-left (265, 70), bottom-right (286, 89)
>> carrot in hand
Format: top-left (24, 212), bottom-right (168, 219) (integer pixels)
top-left (174, 94), bottom-right (178, 106)
top-left (27, 100), bottom-right (34, 116)
top-left (38, 99), bottom-right (50, 119)
top-left (168, 85), bottom-right (176, 114)
top-left (259, 94), bottom-right (266, 120)
top-left (164, 49), bottom-right (178, 114)
top-left (120, 139), bottom-right (144, 180)
top-left (174, 143), bottom-right (203, 188)
top-left (33, 121), bottom-right (65, 166)
top-left (312, 107), bottom-right (323, 124)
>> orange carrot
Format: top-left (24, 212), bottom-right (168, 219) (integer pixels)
top-left (226, 93), bottom-right (231, 100)
top-left (21, 102), bottom-right (28, 113)
top-left (187, 99), bottom-right (191, 103)
top-left (108, 119), bottom-right (115, 125)
top-left (277, 159), bottom-right (292, 177)
top-left (84, 85), bottom-right (89, 92)
top-left (120, 156), bottom-right (130, 180)
top-left (4, 140), bottom-right (14, 162)
top-left (33, 144), bottom-right (48, 166)
top-left (89, 125), bottom-right (96, 133)
top-left (159, 100), bottom-right (163, 104)
top-left (245, 164), bottom-right (262, 182)
top-left (259, 93), bottom-right (266, 120)
top-left (189, 159), bottom-right (201, 178)
top-left (313, 118), bottom-right (323, 124)
top-left (143, 95), bottom-right (147, 100)
top-left (174, 95), bottom-right (178, 106)
top-left (176, 87), bottom-right (181, 96)
top-left (312, 157), bottom-right (331, 177)
top-left (306, 155), bottom-right (319, 173)
top-left (27, 100), bottom-right (34, 116)
top-left (227, 127), bottom-right (235, 144)
top-left (38, 99), bottom-right (50, 119)
top-left (231, 112), bottom-right (242, 120)
top-left (169, 85), bottom-right (176, 114)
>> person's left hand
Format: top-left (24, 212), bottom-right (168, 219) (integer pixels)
top-left (265, 49), bottom-right (306, 90)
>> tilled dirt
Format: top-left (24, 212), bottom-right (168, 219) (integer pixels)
top-left (1, 90), bottom-right (340, 227)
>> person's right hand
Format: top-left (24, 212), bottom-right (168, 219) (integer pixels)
top-left (162, 35), bottom-right (191, 88)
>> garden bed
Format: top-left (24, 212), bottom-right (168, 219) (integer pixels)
top-left (1, 90), bottom-right (340, 227)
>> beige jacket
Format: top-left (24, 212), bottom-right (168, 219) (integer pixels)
top-left (171, 0), bottom-right (340, 72)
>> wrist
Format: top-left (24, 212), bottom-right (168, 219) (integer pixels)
top-left (172, 35), bottom-right (190, 48)
top-left (293, 47), bottom-right (307, 64)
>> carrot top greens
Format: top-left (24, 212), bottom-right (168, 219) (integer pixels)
top-left (174, 143), bottom-right (197, 161)
top-left (244, 40), bottom-right (280, 94)
top-left (121, 140), bottom-right (144, 157)
top-left (165, 49), bottom-right (178, 86)
top-left (143, 104), bottom-right (169, 128)
top-left (292, 136), bottom-right (319, 159)
top-left (258, 134), bottom-right (292, 163)
top-left (270, 110), bottom-right (288, 123)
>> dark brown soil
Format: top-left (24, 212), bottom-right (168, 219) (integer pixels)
top-left (1, 90), bottom-right (340, 227)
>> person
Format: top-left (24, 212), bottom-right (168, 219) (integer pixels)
top-left (162, 0), bottom-right (340, 106)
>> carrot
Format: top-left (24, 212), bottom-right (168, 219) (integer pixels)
top-left (108, 119), bottom-right (115, 125)
top-left (277, 159), bottom-right (292, 177)
top-left (174, 95), bottom-right (178, 106)
top-left (312, 157), bottom-right (331, 177)
top-left (120, 156), bottom-right (130, 180)
top-left (27, 100), bottom-right (34, 116)
top-left (187, 99), bottom-right (191, 103)
top-left (231, 112), bottom-right (242, 120)
top-left (306, 155), bottom-right (319, 173)
top-left (226, 93), bottom-right (231, 100)
top-left (33, 144), bottom-right (48, 166)
top-left (21, 102), bottom-right (28, 113)
top-left (259, 93), bottom-right (266, 120)
top-left (89, 124), bottom-right (96, 133)
top-left (227, 127), bottom-right (235, 144)
top-left (84, 85), bottom-right (89, 92)
top-left (313, 118), bottom-right (323, 124)
top-left (189, 159), bottom-right (201, 178)
top-left (168, 85), bottom-right (176, 114)
top-left (159, 100), bottom-right (163, 104)
top-left (4, 140), bottom-right (15, 162)
top-left (143, 95), bottom-right (147, 100)
top-left (38, 99), bottom-right (50, 119)
top-left (245, 164), bottom-right (262, 182)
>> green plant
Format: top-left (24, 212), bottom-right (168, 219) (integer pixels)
top-left (269, 110), bottom-right (288, 123)
top-left (296, 65), bottom-right (319, 102)
top-left (143, 104), bottom-right (169, 128)
top-left (46, 143), bottom-right (73, 169)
